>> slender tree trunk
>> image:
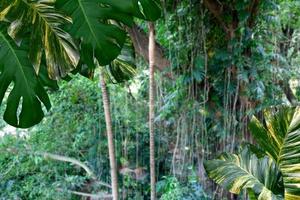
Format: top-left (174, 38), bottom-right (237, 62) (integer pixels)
top-left (99, 71), bottom-right (119, 200)
top-left (149, 22), bottom-right (156, 200)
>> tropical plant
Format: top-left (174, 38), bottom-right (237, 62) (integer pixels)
top-left (204, 106), bottom-right (300, 200)
top-left (0, 0), bottom-right (161, 128)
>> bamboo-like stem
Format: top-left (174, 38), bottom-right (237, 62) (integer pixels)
top-left (99, 71), bottom-right (119, 200)
top-left (149, 22), bottom-right (156, 200)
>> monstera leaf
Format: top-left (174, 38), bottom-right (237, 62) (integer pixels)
top-left (95, 0), bottom-right (161, 21)
top-left (249, 107), bottom-right (300, 200)
top-left (0, 0), bottom-right (79, 79)
top-left (56, 0), bottom-right (160, 68)
top-left (204, 146), bottom-right (284, 200)
top-left (0, 28), bottom-right (56, 128)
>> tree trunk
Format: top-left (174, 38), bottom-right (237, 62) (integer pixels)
top-left (126, 24), bottom-right (172, 78)
top-left (99, 71), bottom-right (119, 200)
top-left (148, 22), bottom-right (156, 200)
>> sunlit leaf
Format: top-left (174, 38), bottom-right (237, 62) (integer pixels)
top-left (0, 0), bottom-right (79, 79)
top-left (204, 146), bottom-right (283, 200)
top-left (249, 106), bottom-right (300, 200)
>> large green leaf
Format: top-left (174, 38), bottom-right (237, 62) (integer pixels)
top-left (0, 0), bottom-right (79, 80)
top-left (56, 0), bottom-right (127, 68)
top-left (204, 146), bottom-right (283, 200)
top-left (0, 28), bottom-right (56, 128)
top-left (56, 0), bottom-right (160, 67)
top-left (96, 0), bottom-right (161, 21)
top-left (249, 107), bottom-right (300, 200)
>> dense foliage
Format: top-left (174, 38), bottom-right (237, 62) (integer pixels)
top-left (1, 0), bottom-right (300, 199)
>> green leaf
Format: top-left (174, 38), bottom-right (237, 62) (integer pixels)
top-left (57, 0), bottom-right (160, 67)
top-left (0, 0), bottom-right (79, 79)
top-left (249, 107), bottom-right (300, 200)
top-left (78, 43), bottom-right (96, 79)
top-left (204, 146), bottom-right (283, 200)
top-left (56, 0), bottom-right (127, 67)
top-left (94, 0), bottom-right (161, 21)
top-left (0, 28), bottom-right (55, 128)
top-left (108, 40), bottom-right (137, 83)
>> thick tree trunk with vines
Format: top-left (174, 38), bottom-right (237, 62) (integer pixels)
top-left (149, 22), bottom-right (156, 200)
top-left (99, 71), bottom-right (119, 200)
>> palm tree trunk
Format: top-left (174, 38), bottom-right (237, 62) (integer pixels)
top-left (99, 71), bottom-right (119, 200)
top-left (149, 22), bottom-right (156, 200)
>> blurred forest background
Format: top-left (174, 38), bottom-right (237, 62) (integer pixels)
top-left (1, 0), bottom-right (300, 199)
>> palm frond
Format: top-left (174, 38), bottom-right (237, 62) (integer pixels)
top-left (249, 106), bottom-right (300, 199)
top-left (0, 0), bottom-right (79, 79)
top-left (204, 146), bottom-right (283, 200)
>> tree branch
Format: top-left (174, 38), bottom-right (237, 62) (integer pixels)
top-left (57, 188), bottom-right (113, 199)
top-left (4, 148), bottom-right (111, 189)
top-left (278, 80), bottom-right (297, 105)
top-left (38, 152), bottom-right (95, 176)
top-left (203, 0), bottom-right (228, 32)
top-left (247, 0), bottom-right (260, 28)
